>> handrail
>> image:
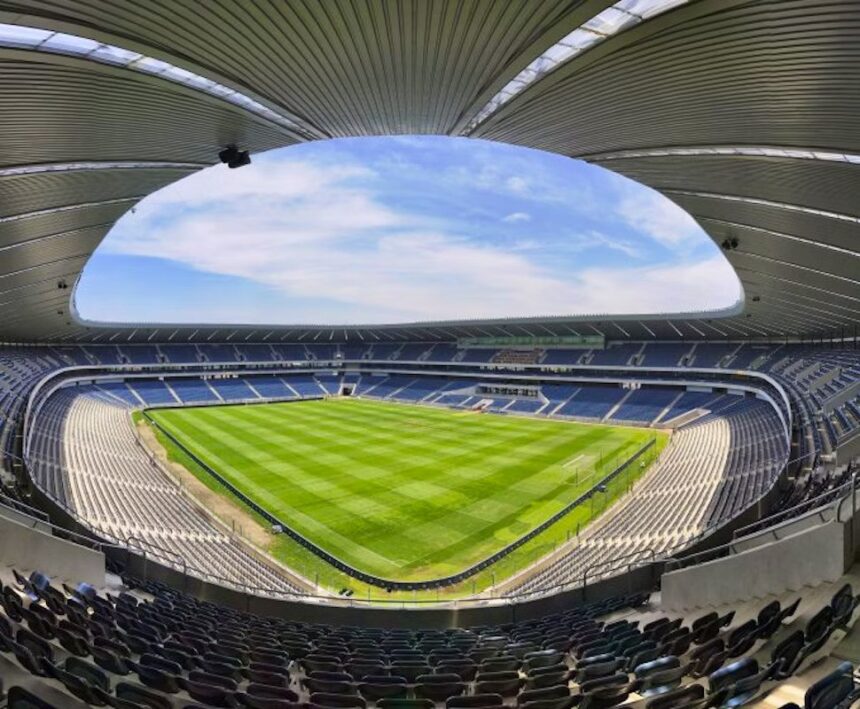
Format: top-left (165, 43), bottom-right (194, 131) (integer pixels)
top-left (0, 493), bottom-right (127, 557)
top-left (733, 478), bottom-right (854, 539)
top-left (664, 476), bottom-right (856, 574)
top-left (582, 548), bottom-right (656, 588)
top-left (126, 535), bottom-right (188, 579)
top-left (126, 538), bottom-right (676, 607)
top-left (0, 492), bottom-right (50, 522)
top-left (836, 474), bottom-right (858, 524)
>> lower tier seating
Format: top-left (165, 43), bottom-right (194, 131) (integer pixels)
top-left (506, 399), bottom-right (788, 596)
top-left (26, 388), bottom-right (305, 597)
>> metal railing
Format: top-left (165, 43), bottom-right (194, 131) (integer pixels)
top-left (0, 492), bottom-right (128, 558)
top-left (732, 477), bottom-right (855, 539)
top-left (0, 489), bottom-right (674, 608)
top-left (0, 492), bottom-right (50, 522)
top-left (664, 474), bottom-right (856, 575)
top-left (583, 548), bottom-right (656, 588)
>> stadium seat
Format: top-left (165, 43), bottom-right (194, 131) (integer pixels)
top-left (357, 676), bottom-right (408, 700)
top-left (446, 693), bottom-right (506, 709)
top-left (802, 661), bottom-right (858, 709)
top-left (415, 673), bottom-right (466, 701)
top-left (644, 684), bottom-right (706, 708)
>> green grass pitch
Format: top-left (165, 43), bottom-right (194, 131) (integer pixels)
top-left (148, 398), bottom-right (662, 584)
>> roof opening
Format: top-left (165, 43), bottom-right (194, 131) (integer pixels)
top-left (76, 136), bottom-right (740, 326)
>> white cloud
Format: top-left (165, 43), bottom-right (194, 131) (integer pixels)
top-left (99, 150), bottom-right (737, 324)
top-left (569, 256), bottom-right (741, 315)
top-left (582, 230), bottom-right (642, 259)
top-left (617, 188), bottom-right (701, 248)
top-left (505, 176), bottom-right (529, 194)
top-left (502, 211), bottom-right (531, 223)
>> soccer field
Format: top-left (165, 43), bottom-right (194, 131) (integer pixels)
top-left (148, 398), bottom-right (663, 583)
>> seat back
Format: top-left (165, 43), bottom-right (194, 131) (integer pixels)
top-left (6, 685), bottom-right (66, 709)
top-left (310, 692), bottom-right (367, 709)
top-left (804, 661), bottom-right (855, 709)
top-left (770, 629), bottom-right (805, 679)
top-left (634, 655), bottom-right (680, 679)
top-left (644, 684), bottom-right (706, 708)
top-left (708, 657), bottom-right (759, 694)
top-left (446, 693), bottom-right (505, 709)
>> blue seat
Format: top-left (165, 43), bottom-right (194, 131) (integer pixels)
top-left (804, 661), bottom-right (857, 709)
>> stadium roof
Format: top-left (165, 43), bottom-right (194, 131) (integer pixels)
top-left (0, 0), bottom-right (857, 344)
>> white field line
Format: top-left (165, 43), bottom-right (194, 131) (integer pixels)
top-left (562, 454), bottom-right (585, 469)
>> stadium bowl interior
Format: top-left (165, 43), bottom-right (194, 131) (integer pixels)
top-left (0, 1), bottom-right (859, 707)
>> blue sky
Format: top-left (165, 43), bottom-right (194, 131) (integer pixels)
top-left (75, 136), bottom-right (740, 325)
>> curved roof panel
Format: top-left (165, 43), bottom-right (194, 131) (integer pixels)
top-left (0, 0), bottom-right (857, 342)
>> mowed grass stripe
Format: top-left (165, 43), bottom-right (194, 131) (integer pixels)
top-left (195, 402), bottom-right (594, 533)
top-left (151, 398), bottom-right (655, 580)
top-left (223, 407), bottom-right (619, 555)
top-left (179, 412), bottom-right (524, 567)
top-left (155, 412), bottom-right (399, 569)
top-left (161, 401), bottom-right (642, 566)
top-left (184, 406), bottom-right (511, 535)
top-left (161, 398), bottom-right (644, 568)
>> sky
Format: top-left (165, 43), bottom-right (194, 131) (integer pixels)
top-left (75, 136), bottom-right (741, 325)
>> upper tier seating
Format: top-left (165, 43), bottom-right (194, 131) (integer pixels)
top-left (542, 349), bottom-right (584, 365)
top-left (307, 345), bottom-right (337, 361)
top-left (165, 378), bottom-right (219, 404)
top-left (639, 343), bottom-right (693, 368)
top-left (235, 344), bottom-right (276, 362)
top-left (0, 349), bottom-right (67, 467)
top-left (200, 345), bottom-right (238, 363)
top-left (269, 344), bottom-right (309, 361)
top-left (159, 345), bottom-right (200, 364)
top-left (424, 344), bottom-right (460, 362)
top-left (610, 388), bottom-right (679, 424)
top-left (118, 346), bottom-right (161, 365)
top-left (459, 349), bottom-right (498, 364)
top-left (492, 349), bottom-right (544, 365)
top-left (393, 344), bottom-right (432, 361)
top-left (729, 344), bottom-right (775, 370)
top-left (689, 342), bottom-right (739, 368)
top-left (49, 346), bottom-right (93, 367)
top-left (588, 344), bottom-right (641, 367)
top-left (82, 346), bottom-right (122, 365)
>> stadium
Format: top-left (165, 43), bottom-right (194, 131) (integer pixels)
top-left (0, 1), bottom-right (859, 707)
